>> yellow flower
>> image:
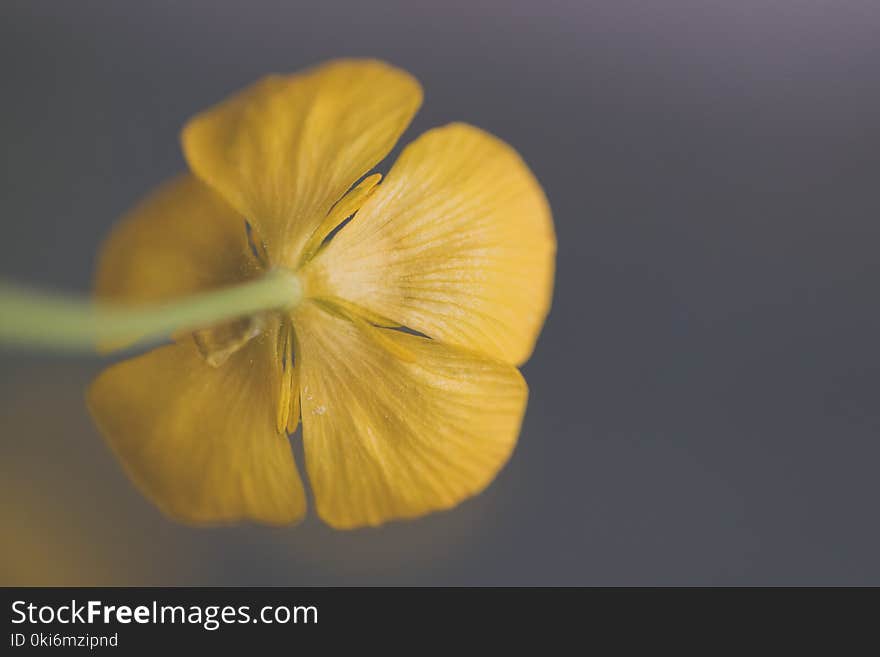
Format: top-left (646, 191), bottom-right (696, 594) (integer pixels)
top-left (87, 59), bottom-right (555, 528)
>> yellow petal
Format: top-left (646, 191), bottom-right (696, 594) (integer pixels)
top-left (93, 173), bottom-right (260, 353)
top-left (181, 59), bottom-right (423, 266)
top-left (292, 301), bottom-right (527, 529)
top-left (87, 330), bottom-right (306, 525)
top-left (301, 123), bottom-right (556, 366)
top-left (95, 173), bottom-right (256, 304)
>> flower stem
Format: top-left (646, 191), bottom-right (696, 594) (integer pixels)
top-left (0, 269), bottom-right (302, 353)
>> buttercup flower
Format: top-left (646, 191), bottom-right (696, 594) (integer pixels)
top-left (87, 59), bottom-right (555, 528)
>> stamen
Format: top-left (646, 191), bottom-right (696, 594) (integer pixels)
top-left (298, 173), bottom-right (382, 265)
top-left (276, 320), bottom-right (301, 434)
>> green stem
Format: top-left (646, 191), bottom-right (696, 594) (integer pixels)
top-left (0, 269), bottom-right (302, 353)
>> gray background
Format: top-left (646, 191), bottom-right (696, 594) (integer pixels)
top-left (1, 0), bottom-right (879, 585)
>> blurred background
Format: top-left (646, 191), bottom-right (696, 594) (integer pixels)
top-left (2, 0), bottom-right (879, 585)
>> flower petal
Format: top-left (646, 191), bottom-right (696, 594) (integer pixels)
top-left (87, 331), bottom-right (306, 525)
top-left (181, 59), bottom-right (423, 265)
top-left (292, 301), bottom-right (527, 529)
top-left (95, 173), bottom-right (256, 303)
top-left (93, 173), bottom-right (259, 353)
top-left (301, 123), bottom-right (556, 366)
